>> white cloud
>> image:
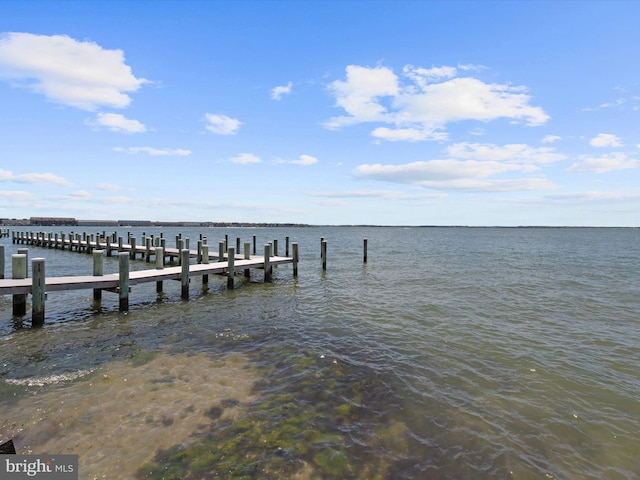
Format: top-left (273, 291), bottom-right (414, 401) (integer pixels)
top-left (567, 152), bottom-right (637, 173)
top-left (589, 133), bottom-right (623, 148)
top-left (280, 154), bottom-right (318, 166)
top-left (324, 65), bottom-right (399, 129)
top-left (324, 64), bottom-right (549, 141)
top-left (114, 146), bottom-right (191, 156)
top-left (351, 141), bottom-right (562, 192)
top-left (204, 113), bottom-right (242, 135)
top-left (542, 190), bottom-right (640, 204)
top-left (229, 153), bottom-right (261, 164)
top-left (0, 190), bottom-right (34, 201)
top-left (306, 189), bottom-right (443, 200)
top-left (271, 81), bottom-right (293, 100)
top-left (0, 32), bottom-right (147, 110)
top-left (353, 159), bottom-right (530, 183)
top-left (96, 183), bottom-right (123, 191)
top-left (91, 113), bottom-right (146, 133)
top-left (446, 142), bottom-right (565, 164)
top-left (542, 135), bottom-right (562, 144)
top-left (0, 168), bottom-right (72, 186)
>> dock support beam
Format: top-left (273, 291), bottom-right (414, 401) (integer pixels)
top-left (12, 254), bottom-right (27, 316)
top-left (119, 252), bottom-right (129, 312)
top-left (32, 258), bottom-right (45, 327)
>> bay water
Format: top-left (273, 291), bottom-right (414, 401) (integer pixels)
top-left (1, 227), bottom-right (638, 479)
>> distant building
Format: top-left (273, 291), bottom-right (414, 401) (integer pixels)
top-left (118, 220), bottom-right (153, 226)
top-left (30, 217), bottom-right (77, 226)
top-left (77, 220), bottom-right (119, 227)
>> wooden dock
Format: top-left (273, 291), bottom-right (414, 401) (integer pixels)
top-left (2, 230), bottom-right (300, 326)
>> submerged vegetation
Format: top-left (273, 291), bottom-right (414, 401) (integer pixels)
top-left (137, 342), bottom-right (410, 479)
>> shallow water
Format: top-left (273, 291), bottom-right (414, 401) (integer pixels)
top-left (1, 227), bottom-right (639, 479)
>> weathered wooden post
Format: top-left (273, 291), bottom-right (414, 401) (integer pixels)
top-left (17, 248), bottom-right (28, 277)
top-left (160, 238), bottom-right (167, 264)
top-left (264, 244), bottom-right (272, 282)
top-left (130, 236), bottom-right (137, 259)
top-left (155, 246), bottom-right (164, 293)
top-left (118, 252), bottom-right (129, 312)
top-left (93, 250), bottom-right (103, 300)
top-left (145, 237), bottom-right (152, 262)
top-left (292, 242), bottom-right (299, 277)
top-left (201, 244), bottom-right (209, 285)
top-left (32, 258), bottom-right (45, 326)
top-left (321, 240), bottom-right (327, 270)
top-left (252, 235), bottom-right (256, 255)
top-left (227, 246), bottom-right (235, 290)
top-left (286, 236), bottom-right (290, 257)
top-left (273, 239), bottom-right (278, 256)
top-left (244, 242), bottom-right (251, 278)
top-left (12, 254), bottom-right (27, 315)
top-left (363, 238), bottom-right (368, 263)
top-left (0, 245), bottom-right (4, 279)
top-left (118, 236), bottom-right (123, 253)
top-left (218, 241), bottom-right (225, 261)
top-left (177, 239), bottom-right (184, 265)
top-left (197, 239), bottom-right (203, 264)
top-left (180, 249), bottom-right (190, 300)
top-left (224, 234), bottom-right (229, 253)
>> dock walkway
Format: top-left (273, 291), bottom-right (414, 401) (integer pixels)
top-left (2, 230), bottom-right (300, 326)
top-left (0, 255), bottom-right (293, 296)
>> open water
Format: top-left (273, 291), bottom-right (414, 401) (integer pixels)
top-left (0, 226), bottom-right (638, 479)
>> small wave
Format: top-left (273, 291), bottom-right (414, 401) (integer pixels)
top-left (4, 369), bottom-right (94, 387)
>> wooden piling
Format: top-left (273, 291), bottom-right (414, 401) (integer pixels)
top-left (12, 254), bottom-right (27, 315)
top-left (321, 240), bottom-right (327, 270)
top-left (155, 246), bottom-right (164, 292)
top-left (201, 244), bottom-right (209, 285)
top-left (0, 245), bottom-right (4, 279)
top-left (181, 249), bottom-right (190, 299)
top-left (244, 242), bottom-right (251, 278)
top-left (286, 236), bottom-right (290, 257)
top-left (218, 241), bottom-right (225, 261)
top-left (227, 246), bottom-right (235, 289)
top-left (17, 248), bottom-right (28, 277)
top-left (93, 250), bottom-right (103, 300)
top-left (264, 244), bottom-right (272, 282)
top-left (292, 242), bottom-right (299, 277)
top-left (119, 252), bottom-right (129, 312)
top-left (363, 238), bottom-right (368, 263)
top-left (253, 235), bottom-right (256, 255)
top-left (130, 236), bottom-right (137, 259)
top-left (32, 258), bottom-right (45, 326)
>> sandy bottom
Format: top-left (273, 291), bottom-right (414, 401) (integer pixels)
top-left (2, 351), bottom-right (259, 480)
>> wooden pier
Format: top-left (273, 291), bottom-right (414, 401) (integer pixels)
top-left (1, 230), bottom-right (300, 326)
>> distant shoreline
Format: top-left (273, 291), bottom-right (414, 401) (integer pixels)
top-left (1, 217), bottom-right (636, 229)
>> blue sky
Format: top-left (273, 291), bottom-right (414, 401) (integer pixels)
top-left (1, 1), bottom-right (639, 226)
